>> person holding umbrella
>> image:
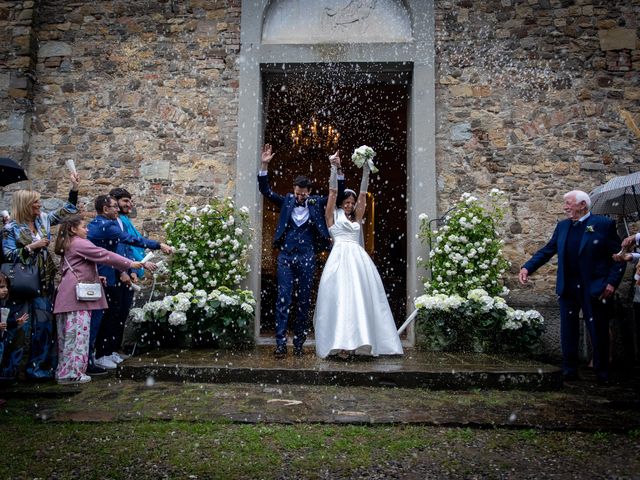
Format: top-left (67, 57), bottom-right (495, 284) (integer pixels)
top-left (2, 172), bottom-right (80, 380)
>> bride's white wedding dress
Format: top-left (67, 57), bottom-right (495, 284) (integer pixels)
top-left (313, 208), bottom-right (404, 358)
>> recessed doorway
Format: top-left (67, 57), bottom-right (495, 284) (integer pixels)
top-left (258, 63), bottom-right (410, 341)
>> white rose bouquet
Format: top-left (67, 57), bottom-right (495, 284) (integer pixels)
top-left (351, 145), bottom-right (378, 173)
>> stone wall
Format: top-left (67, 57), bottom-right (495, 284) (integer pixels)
top-left (0, 1), bottom-right (37, 167)
top-left (0, 0), bottom-right (638, 354)
top-left (1, 0), bottom-right (241, 236)
top-left (434, 0), bottom-right (639, 310)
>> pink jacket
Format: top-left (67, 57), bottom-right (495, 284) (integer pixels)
top-left (53, 237), bottom-right (133, 314)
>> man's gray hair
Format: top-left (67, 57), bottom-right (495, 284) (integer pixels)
top-left (564, 190), bottom-right (591, 209)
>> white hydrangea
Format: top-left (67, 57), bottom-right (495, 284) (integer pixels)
top-left (168, 311), bottom-right (187, 326)
top-left (130, 307), bottom-right (146, 323)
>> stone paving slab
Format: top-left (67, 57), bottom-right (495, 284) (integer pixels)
top-left (29, 377), bottom-right (639, 433)
top-left (117, 348), bottom-right (563, 390)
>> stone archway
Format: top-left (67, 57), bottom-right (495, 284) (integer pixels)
top-left (236, 0), bottom-right (436, 347)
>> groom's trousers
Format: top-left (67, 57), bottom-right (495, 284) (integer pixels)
top-left (275, 250), bottom-right (316, 349)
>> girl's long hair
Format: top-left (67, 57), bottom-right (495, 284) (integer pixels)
top-left (54, 215), bottom-right (84, 256)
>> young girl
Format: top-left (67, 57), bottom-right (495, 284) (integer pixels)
top-left (0, 272), bottom-right (30, 383)
top-left (53, 215), bottom-right (152, 384)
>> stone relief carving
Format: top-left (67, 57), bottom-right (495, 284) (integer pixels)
top-left (262, 0), bottom-right (411, 44)
top-left (324, 0), bottom-right (377, 28)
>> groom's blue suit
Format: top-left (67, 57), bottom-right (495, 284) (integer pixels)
top-left (523, 213), bottom-right (624, 380)
top-left (258, 173), bottom-right (344, 351)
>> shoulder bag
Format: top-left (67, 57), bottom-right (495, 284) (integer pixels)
top-left (0, 260), bottom-right (41, 297)
top-left (64, 256), bottom-right (102, 301)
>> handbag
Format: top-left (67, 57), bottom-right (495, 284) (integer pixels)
top-left (64, 256), bottom-right (103, 302)
top-left (75, 282), bottom-right (103, 301)
top-left (0, 260), bottom-right (41, 297)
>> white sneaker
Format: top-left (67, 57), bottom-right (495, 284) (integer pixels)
top-left (95, 356), bottom-right (117, 370)
top-left (57, 374), bottom-right (92, 384)
top-left (109, 353), bottom-right (124, 364)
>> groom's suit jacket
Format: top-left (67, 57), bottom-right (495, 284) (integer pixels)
top-left (523, 214), bottom-right (624, 298)
top-left (258, 174), bottom-right (344, 253)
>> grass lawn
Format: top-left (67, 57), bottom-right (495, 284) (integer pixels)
top-left (2, 397), bottom-right (639, 479)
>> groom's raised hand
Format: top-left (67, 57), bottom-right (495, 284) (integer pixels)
top-left (261, 144), bottom-right (275, 169)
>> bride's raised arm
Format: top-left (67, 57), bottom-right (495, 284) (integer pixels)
top-left (325, 163), bottom-right (338, 228)
top-left (354, 164), bottom-right (369, 222)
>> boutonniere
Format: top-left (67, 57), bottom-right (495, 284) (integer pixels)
top-left (585, 225), bottom-right (594, 233)
top-left (307, 198), bottom-right (317, 206)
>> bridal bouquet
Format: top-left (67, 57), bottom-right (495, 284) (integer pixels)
top-left (351, 145), bottom-right (378, 173)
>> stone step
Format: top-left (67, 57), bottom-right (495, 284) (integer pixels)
top-left (117, 347), bottom-right (563, 391)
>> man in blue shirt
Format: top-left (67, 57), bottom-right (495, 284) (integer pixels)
top-left (87, 195), bottom-right (170, 373)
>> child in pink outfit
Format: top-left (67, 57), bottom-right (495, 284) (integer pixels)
top-left (53, 215), bottom-right (153, 384)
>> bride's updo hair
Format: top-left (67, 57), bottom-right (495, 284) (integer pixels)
top-left (339, 189), bottom-right (357, 221)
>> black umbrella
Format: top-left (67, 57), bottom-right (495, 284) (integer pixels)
top-left (0, 157), bottom-right (28, 187)
top-left (590, 171), bottom-right (640, 217)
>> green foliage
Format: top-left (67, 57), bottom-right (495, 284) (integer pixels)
top-left (415, 190), bottom-right (544, 354)
top-left (165, 198), bottom-right (251, 290)
top-left (133, 199), bottom-right (255, 350)
top-left (419, 190), bottom-right (509, 297)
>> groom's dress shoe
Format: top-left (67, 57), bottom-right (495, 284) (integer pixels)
top-left (293, 347), bottom-right (304, 357)
top-left (274, 346), bottom-right (287, 359)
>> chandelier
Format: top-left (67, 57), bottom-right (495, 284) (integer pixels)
top-left (290, 118), bottom-right (340, 151)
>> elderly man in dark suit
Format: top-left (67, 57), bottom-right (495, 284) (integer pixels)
top-left (258, 144), bottom-right (344, 358)
top-left (519, 190), bottom-right (625, 384)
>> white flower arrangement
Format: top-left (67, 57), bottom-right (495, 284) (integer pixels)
top-left (351, 145), bottom-right (379, 173)
top-left (133, 286), bottom-right (256, 348)
top-left (134, 198), bottom-right (256, 349)
top-left (416, 190), bottom-right (544, 353)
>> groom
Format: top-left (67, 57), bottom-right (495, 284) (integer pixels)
top-left (258, 144), bottom-right (344, 358)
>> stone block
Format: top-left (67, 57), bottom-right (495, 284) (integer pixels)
top-left (598, 28), bottom-right (636, 52)
top-left (18, 8), bottom-right (33, 20)
top-left (597, 19), bottom-right (617, 30)
top-left (450, 123), bottom-right (472, 142)
top-left (8, 88), bottom-right (28, 98)
top-left (0, 130), bottom-right (27, 148)
top-left (624, 88), bottom-right (640, 100)
top-left (450, 84), bottom-right (472, 97)
top-left (9, 75), bottom-right (28, 89)
top-left (0, 72), bottom-right (9, 91)
top-left (510, 164), bottom-right (533, 174)
top-left (7, 57), bottom-right (31, 69)
top-left (580, 162), bottom-right (604, 171)
top-left (38, 41), bottom-right (72, 58)
top-left (472, 85), bottom-right (490, 97)
top-left (141, 161), bottom-right (171, 180)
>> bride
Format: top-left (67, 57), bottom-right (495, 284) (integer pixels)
top-left (313, 152), bottom-right (403, 359)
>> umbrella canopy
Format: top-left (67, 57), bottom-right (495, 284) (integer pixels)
top-left (0, 157), bottom-right (28, 187)
top-left (589, 171), bottom-right (640, 217)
